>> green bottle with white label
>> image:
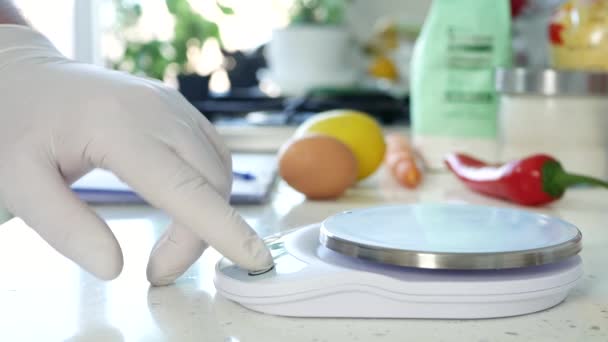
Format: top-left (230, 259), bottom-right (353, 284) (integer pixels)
top-left (410, 0), bottom-right (512, 169)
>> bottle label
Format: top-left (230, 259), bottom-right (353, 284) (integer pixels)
top-left (411, 0), bottom-right (512, 139)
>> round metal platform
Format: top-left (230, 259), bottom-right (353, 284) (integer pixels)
top-left (319, 204), bottom-right (582, 270)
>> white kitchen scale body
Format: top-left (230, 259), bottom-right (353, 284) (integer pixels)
top-left (214, 204), bottom-right (583, 319)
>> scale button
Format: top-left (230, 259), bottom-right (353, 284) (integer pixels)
top-left (248, 264), bottom-right (275, 276)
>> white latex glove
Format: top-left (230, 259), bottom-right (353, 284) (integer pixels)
top-left (0, 25), bottom-right (273, 285)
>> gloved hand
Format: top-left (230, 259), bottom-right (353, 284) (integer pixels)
top-left (0, 25), bottom-right (273, 285)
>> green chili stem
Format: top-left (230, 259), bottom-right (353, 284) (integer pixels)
top-left (554, 170), bottom-right (608, 189)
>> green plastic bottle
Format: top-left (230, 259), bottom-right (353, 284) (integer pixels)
top-left (410, 0), bottom-right (512, 169)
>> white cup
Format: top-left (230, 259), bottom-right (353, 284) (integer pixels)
top-left (265, 25), bottom-right (358, 95)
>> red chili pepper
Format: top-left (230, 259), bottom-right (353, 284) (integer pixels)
top-left (444, 153), bottom-right (608, 206)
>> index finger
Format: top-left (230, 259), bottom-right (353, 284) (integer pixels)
top-left (101, 137), bottom-right (273, 271)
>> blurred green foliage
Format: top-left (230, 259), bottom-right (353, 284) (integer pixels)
top-left (111, 0), bottom-right (231, 80)
top-left (289, 0), bottom-right (349, 26)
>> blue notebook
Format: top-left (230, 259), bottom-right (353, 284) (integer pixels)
top-left (71, 153), bottom-right (278, 205)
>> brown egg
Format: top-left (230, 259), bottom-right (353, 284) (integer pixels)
top-left (278, 134), bottom-right (358, 200)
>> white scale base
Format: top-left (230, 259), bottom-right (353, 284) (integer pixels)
top-left (215, 224), bottom-right (583, 319)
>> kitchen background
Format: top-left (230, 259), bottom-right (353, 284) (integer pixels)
top-left (12, 0), bottom-right (565, 127)
top-left (14, 0), bottom-right (608, 201)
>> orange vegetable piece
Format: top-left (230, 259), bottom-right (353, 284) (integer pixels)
top-left (384, 133), bottom-right (423, 188)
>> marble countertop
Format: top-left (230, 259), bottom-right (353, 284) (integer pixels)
top-left (0, 171), bottom-right (607, 342)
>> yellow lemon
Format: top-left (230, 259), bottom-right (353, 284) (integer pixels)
top-left (294, 109), bottom-right (386, 180)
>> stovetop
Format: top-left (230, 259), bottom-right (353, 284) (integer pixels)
top-left (189, 87), bottom-right (410, 127)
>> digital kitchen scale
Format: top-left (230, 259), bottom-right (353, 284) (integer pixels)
top-left (214, 204), bottom-right (583, 319)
